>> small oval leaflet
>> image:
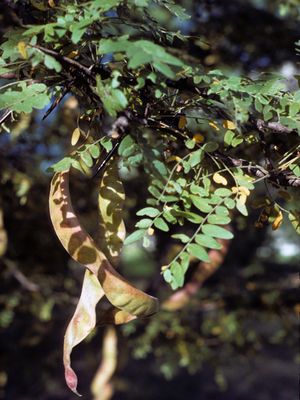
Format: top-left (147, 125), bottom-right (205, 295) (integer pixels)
top-left (71, 127), bottom-right (81, 146)
top-left (202, 224), bottom-right (233, 240)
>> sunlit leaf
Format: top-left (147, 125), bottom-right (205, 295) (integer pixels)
top-left (71, 127), bottom-right (81, 146)
top-left (272, 210), bottom-right (283, 230)
top-left (213, 172), bottom-right (228, 186)
top-left (222, 120), bottom-right (236, 130)
top-left (17, 41), bottom-right (28, 59)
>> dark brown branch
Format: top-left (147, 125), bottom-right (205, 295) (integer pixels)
top-left (214, 152), bottom-right (268, 178)
top-left (214, 152), bottom-right (300, 187)
top-left (93, 113), bottom-right (131, 178)
top-left (256, 119), bottom-right (294, 134)
top-left (29, 44), bottom-right (95, 80)
top-left (0, 72), bottom-right (17, 79)
top-left (42, 81), bottom-right (73, 120)
top-left (4, 258), bottom-right (40, 292)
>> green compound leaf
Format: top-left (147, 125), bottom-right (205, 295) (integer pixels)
top-left (0, 82), bottom-right (50, 113)
top-left (99, 38), bottom-right (184, 78)
top-left (95, 76), bottom-right (128, 117)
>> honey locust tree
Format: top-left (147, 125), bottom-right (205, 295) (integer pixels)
top-left (0, 0), bottom-right (299, 396)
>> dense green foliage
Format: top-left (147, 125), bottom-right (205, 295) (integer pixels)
top-left (0, 1), bottom-right (299, 399)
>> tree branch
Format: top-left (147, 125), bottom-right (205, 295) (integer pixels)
top-left (214, 152), bottom-right (300, 187)
top-left (93, 112), bottom-right (132, 177)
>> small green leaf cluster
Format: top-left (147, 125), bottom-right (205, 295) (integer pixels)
top-left (125, 140), bottom-right (255, 288)
top-left (99, 37), bottom-right (185, 79)
top-left (0, 82), bottom-right (50, 113)
top-left (195, 71), bottom-right (300, 131)
top-left (94, 75), bottom-right (128, 117)
top-left (49, 138), bottom-right (110, 174)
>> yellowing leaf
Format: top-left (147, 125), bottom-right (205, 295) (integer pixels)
top-left (232, 186), bottom-right (250, 197)
top-left (209, 121), bottom-right (220, 131)
top-left (223, 120), bottom-right (236, 130)
top-left (213, 172), bottom-right (227, 186)
top-left (147, 227), bottom-right (154, 236)
top-left (30, 0), bottom-right (48, 11)
top-left (18, 42), bottom-right (28, 59)
top-left (193, 133), bottom-right (205, 143)
top-left (178, 115), bottom-right (187, 129)
top-left (166, 155), bottom-right (182, 163)
top-left (71, 127), bottom-right (81, 146)
top-left (272, 210), bottom-right (283, 230)
top-left (238, 193), bottom-right (247, 205)
top-left (48, 0), bottom-right (56, 7)
top-left (67, 50), bottom-right (79, 59)
top-left (239, 186), bottom-right (250, 196)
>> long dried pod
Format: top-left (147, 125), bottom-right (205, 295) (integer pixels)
top-left (49, 170), bottom-right (158, 395)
